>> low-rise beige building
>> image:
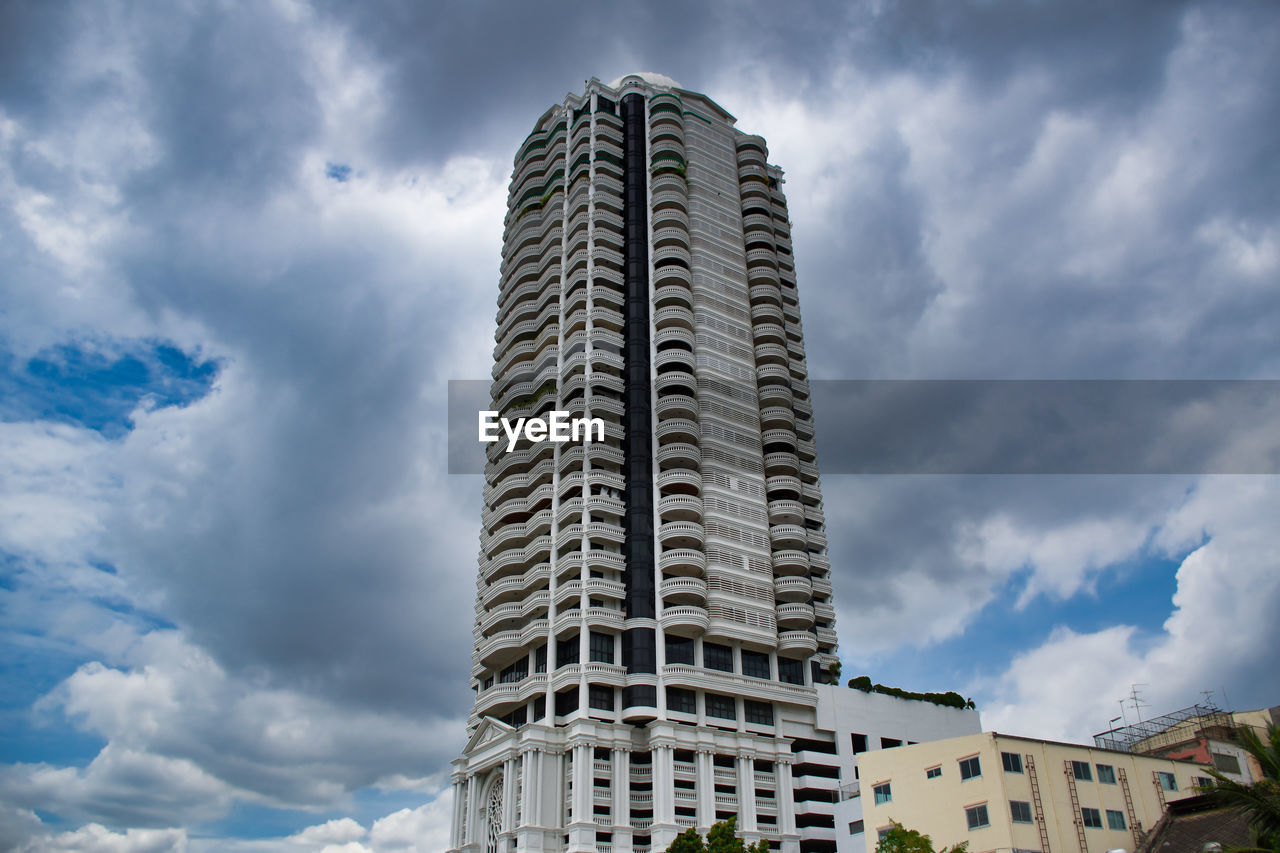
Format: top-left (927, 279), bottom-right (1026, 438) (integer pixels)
top-left (856, 732), bottom-right (1211, 853)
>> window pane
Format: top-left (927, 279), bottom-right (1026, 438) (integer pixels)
top-left (1002, 752), bottom-right (1024, 773)
top-left (965, 804), bottom-right (990, 829)
top-left (665, 635), bottom-right (694, 665)
top-left (742, 650), bottom-right (771, 679)
top-left (589, 631), bottom-right (614, 663)
top-left (1211, 753), bottom-right (1241, 774)
top-left (1106, 810), bottom-right (1126, 830)
top-left (704, 642), bottom-right (733, 672)
top-left (960, 756), bottom-right (982, 780)
top-left (1010, 801), bottom-right (1033, 823)
top-left (778, 657), bottom-right (804, 685)
top-left (706, 692), bottom-right (735, 720)
top-left (1072, 761), bottom-right (1092, 781)
top-left (1096, 764), bottom-right (1116, 784)
top-left (873, 783), bottom-right (892, 805)
top-left (745, 700), bottom-right (774, 725)
top-left (926, 766), bottom-right (942, 779)
top-left (666, 686), bottom-right (695, 714)
top-left (1082, 808), bottom-right (1102, 829)
top-left (1158, 772), bottom-right (1178, 791)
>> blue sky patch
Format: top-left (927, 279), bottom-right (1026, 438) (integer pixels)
top-left (325, 162), bottom-right (353, 182)
top-left (0, 340), bottom-right (219, 438)
top-left (859, 548), bottom-right (1187, 702)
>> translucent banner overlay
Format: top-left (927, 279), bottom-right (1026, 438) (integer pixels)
top-left (449, 379), bottom-right (1280, 475)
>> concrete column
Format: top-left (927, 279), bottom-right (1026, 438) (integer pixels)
top-left (738, 754), bottom-right (758, 833)
top-left (464, 774), bottom-right (479, 847)
top-left (567, 743), bottom-right (594, 852)
top-left (503, 757), bottom-right (517, 843)
top-left (612, 748), bottom-right (632, 850)
top-left (450, 777), bottom-right (464, 848)
top-left (651, 744), bottom-right (678, 849)
top-left (778, 758), bottom-right (798, 844)
top-left (696, 749), bottom-right (715, 830)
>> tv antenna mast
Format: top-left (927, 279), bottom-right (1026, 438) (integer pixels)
top-left (1127, 684), bottom-right (1150, 724)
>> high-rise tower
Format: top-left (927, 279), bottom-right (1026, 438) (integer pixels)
top-left (450, 74), bottom-right (841, 853)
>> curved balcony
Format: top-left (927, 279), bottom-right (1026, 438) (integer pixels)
top-left (590, 305), bottom-right (624, 332)
top-left (660, 605), bottom-right (709, 637)
top-left (752, 363), bottom-right (793, 386)
top-left (771, 549), bottom-right (810, 575)
top-left (655, 417), bottom-right (699, 446)
top-left (742, 211), bottom-right (774, 234)
top-left (654, 369), bottom-right (696, 397)
top-left (773, 575), bottom-right (812, 603)
top-left (654, 304), bottom-right (695, 331)
top-left (651, 188), bottom-right (687, 214)
top-left (653, 226), bottom-right (691, 251)
top-left (584, 548), bottom-right (625, 573)
top-left (653, 285), bottom-right (693, 311)
top-left (769, 524), bottom-right (808, 550)
top-left (655, 393), bottom-right (699, 422)
top-left (651, 171), bottom-right (688, 198)
top-left (652, 243), bottom-right (692, 270)
top-left (659, 520), bottom-right (704, 550)
top-left (653, 262), bottom-right (692, 290)
top-left (751, 301), bottom-right (786, 327)
top-left (660, 576), bottom-right (708, 607)
top-left (650, 135), bottom-right (685, 160)
top-left (778, 631), bottom-right (819, 656)
top-left (767, 499), bottom-right (805, 526)
top-left (478, 591), bottom-right (551, 637)
top-left (776, 602), bottom-right (816, 630)
top-left (652, 206), bottom-right (690, 232)
top-left (759, 406), bottom-right (794, 431)
top-left (753, 342), bottom-right (788, 366)
top-left (654, 326), bottom-right (694, 351)
top-left (657, 493), bottom-right (703, 522)
top-left (586, 441), bottom-right (624, 468)
top-left (659, 548), bottom-right (706, 577)
top-left (481, 564), bottom-right (552, 609)
top-left (656, 467), bottom-right (701, 495)
top-left (655, 350), bottom-right (696, 380)
top-left (656, 441), bottom-right (700, 470)
top-left (475, 617), bottom-right (550, 667)
top-left (757, 388), bottom-right (793, 414)
top-left (586, 520), bottom-right (626, 547)
top-left (762, 429), bottom-right (798, 451)
top-left (761, 467), bottom-right (799, 494)
top-left (585, 577), bottom-right (626, 601)
top-left (752, 319), bottom-right (787, 348)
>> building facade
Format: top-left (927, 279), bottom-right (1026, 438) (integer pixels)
top-left (857, 732), bottom-right (1212, 853)
top-left (1094, 703), bottom-right (1280, 786)
top-left (448, 72), bottom-right (845, 853)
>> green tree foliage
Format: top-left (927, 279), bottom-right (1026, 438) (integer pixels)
top-left (1203, 722), bottom-right (1280, 851)
top-left (845, 676), bottom-right (974, 709)
top-left (666, 817), bottom-right (770, 853)
top-left (874, 821), bottom-right (969, 853)
top-left (667, 826), bottom-right (706, 853)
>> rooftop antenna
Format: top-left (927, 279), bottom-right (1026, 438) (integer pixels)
top-left (1127, 684), bottom-right (1150, 724)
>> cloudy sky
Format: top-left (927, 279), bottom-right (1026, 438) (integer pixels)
top-left (2, 1), bottom-right (1278, 850)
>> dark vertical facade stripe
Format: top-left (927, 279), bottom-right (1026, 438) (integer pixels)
top-left (620, 92), bottom-right (657, 681)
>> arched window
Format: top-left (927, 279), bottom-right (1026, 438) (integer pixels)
top-left (485, 771), bottom-right (504, 853)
